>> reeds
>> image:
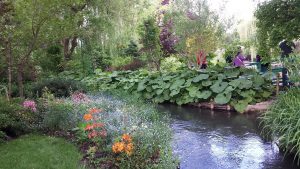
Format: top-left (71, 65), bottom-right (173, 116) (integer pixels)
top-left (261, 88), bottom-right (300, 165)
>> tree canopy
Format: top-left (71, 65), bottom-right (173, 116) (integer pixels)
top-left (255, 0), bottom-right (300, 57)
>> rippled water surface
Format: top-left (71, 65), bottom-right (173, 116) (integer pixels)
top-left (159, 104), bottom-right (300, 169)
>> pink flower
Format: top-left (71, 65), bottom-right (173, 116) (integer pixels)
top-left (71, 92), bottom-right (89, 104)
top-left (23, 100), bottom-right (37, 112)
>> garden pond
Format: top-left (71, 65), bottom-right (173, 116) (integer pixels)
top-left (159, 104), bottom-right (300, 169)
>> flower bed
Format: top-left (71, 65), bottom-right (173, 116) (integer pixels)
top-left (50, 92), bottom-right (177, 168)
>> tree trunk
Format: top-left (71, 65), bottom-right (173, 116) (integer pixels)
top-left (154, 59), bottom-right (161, 72)
top-left (5, 39), bottom-right (12, 99)
top-left (17, 62), bottom-right (24, 98)
top-left (62, 37), bottom-right (78, 61)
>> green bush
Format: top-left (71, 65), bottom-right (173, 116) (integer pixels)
top-left (32, 78), bottom-right (86, 98)
top-left (261, 88), bottom-right (300, 164)
top-left (41, 101), bottom-right (78, 132)
top-left (0, 98), bottom-right (31, 137)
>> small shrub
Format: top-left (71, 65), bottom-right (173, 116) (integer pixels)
top-left (0, 97), bottom-right (34, 137)
top-left (32, 78), bottom-right (86, 98)
top-left (42, 101), bottom-right (77, 132)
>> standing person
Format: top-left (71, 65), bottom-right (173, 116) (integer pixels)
top-left (196, 50), bottom-right (207, 69)
top-left (233, 47), bottom-right (245, 67)
top-left (279, 40), bottom-right (295, 86)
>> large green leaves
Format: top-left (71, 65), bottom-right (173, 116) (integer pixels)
top-left (215, 92), bottom-right (232, 104)
top-left (170, 79), bottom-right (186, 90)
top-left (210, 81), bottom-right (228, 93)
top-left (197, 91), bottom-right (212, 99)
top-left (192, 74), bottom-right (209, 82)
top-left (87, 68), bottom-right (273, 113)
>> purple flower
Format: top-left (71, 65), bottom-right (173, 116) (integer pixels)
top-left (23, 100), bottom-right (37, 112)
top-left (161, 0), bottom-right (170, 5)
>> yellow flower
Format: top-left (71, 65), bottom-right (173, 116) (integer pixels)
top-left (112, 142), bottom-right (125, 153)
top-left (125, 143), bottom-right (134, 156)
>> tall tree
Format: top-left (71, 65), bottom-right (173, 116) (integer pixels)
top-left (165, 0), bottom-right (225, 66)
top-left (139, 17), bottom-right (162, 71)
top-left (255, 0), bottom-right (300, 57)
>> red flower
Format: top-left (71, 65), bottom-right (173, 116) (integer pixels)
top-left (89, 108), bottom-right (102, 114)
top-left (85, 124), bottom-right (94, 131)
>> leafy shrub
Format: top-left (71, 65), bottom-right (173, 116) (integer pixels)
top-left (85, 67), bottom-right (273, 112)
top-left (261, 88), bottom-right (300, 164)
top-left (161, 56), bottom-right (185, 72)
top-left (41, 101), bottom-right (78, 132)
top-left (110, 56), bottom-right (133, 68)
top-left (283, 54), bottom-right (300, 84)
top-left (123, 40), bottom-right (140, 57)
top-left (32, 78), bottom-right (86, 98)
top-left (115, 58), bottom-right (145, 71)
top-left (0, 98), bottom-right (33, 137)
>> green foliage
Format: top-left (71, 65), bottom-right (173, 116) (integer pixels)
top-left (255, 0), bottom-right (300, 59)
top-left (167, 0), bottom-right (224, 59)
top-left (0, 98), bottom-right (33, 137)
top-left (85, 68), bottom-right (273, 112)
top-left (261, 88), bottom-right (300, 164)
top-left (124, 40), bottom-right (140, 57)
top-left (0, 135), bottom-right (83, 169)
top-left (283, 54), bottom-right (300, 84)
top-left (41, 101), bottom-right (77, 132)
top-left (32, 78), bottom-right (86, 97)
top-left (110, 56), bottom-right (133, 68)
top-left (35, 45), bottom-right (63, 74)
top-left (161, 55), bottom-right (185, 72)
top-left (139, 17), bottom-right (163, 70)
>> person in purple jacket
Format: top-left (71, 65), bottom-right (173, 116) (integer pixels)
top-left (233, 47), bottom-right (245, 67)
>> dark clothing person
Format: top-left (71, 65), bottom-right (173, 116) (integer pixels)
top-left (279, 40), bottom-right (295, 57)
top-left (279, 40), bottom-right (295, 87)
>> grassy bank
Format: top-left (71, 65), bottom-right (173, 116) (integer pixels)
top-left (261, 88), bottom-right (300, 165)
top-left (0, 135), bottom-right (83, 169)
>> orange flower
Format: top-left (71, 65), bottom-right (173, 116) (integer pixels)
top-left (112, 142), bottom-right (125, 153)
top-left (85, 124), bottom-right (94, 131)
top-left (83, 113), bottom-right (93, 121)
top-left (125, 143), bottom-right (134, 156)
top-left (93, 123), bottom-right (104, 128)
top-left (122, 134), bottom-right (132, 143)
top-left (89, 108), bottom-right (102, 114)
top-left (88, 131), bottom-right (98, 139)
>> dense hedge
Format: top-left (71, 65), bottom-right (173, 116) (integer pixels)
top-left (32, 78), bottom-right (86, 98)
top-left (83, 67), bottom-right (274, 112)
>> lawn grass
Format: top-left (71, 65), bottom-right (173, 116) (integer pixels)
top-left (0, 134), bottom-right (83, 169)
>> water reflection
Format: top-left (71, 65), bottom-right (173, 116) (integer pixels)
top-left (159, 104), bottom-right (300, 169)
